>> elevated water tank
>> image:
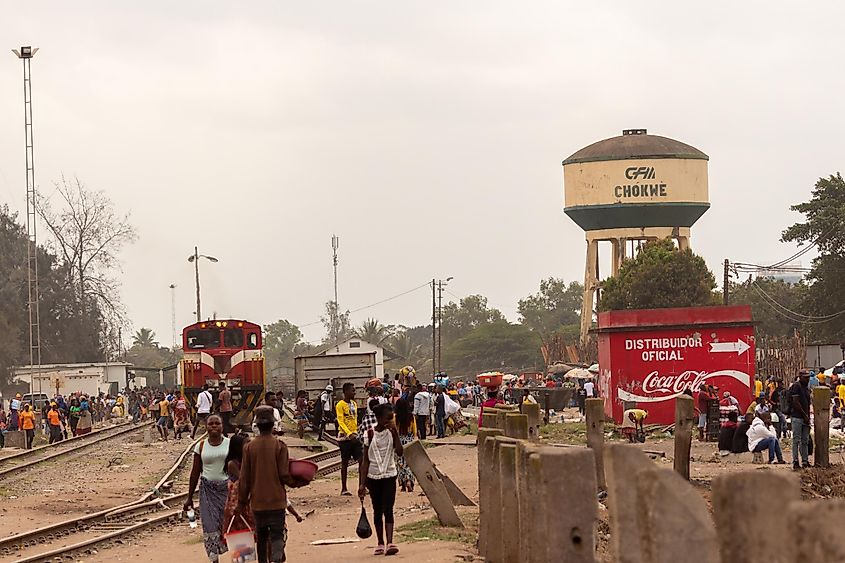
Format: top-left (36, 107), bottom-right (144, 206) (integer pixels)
top-left (563, 129), bottom-right (709, 231)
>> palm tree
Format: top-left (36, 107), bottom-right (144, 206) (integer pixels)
top-left (353, 318), bottom-right (393, 345)
top-left (132, 328), bottom-right (159, 348)
top-left (386, 332), bottom-right (431, 372)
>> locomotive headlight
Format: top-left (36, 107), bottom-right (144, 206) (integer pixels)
top-left (215, 321), bottom-right (222, 327)
top-left (222, 321), bottom-right (228, 327)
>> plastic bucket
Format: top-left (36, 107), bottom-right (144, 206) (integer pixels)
top-left (225, 528), bottom-right (257, 563)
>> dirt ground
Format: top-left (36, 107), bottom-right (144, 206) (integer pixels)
top-left (0, 426), bottom-right (195, 537)
top-left (75, 443), bottom-right (479, 563)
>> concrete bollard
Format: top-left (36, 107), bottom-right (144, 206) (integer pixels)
top-left (482, 408), bottom-right (502, 430)
top-left (504, 413), bottom-right (529, 440)
top-left (812, 386), bottom-right (831, 467)
top-left (485, 436), bottom-right (519, 563)
top-left (585, 398), bottom-right (606, 490)
top-left (712, 471), bottom-right (799, 563)
top-left (477, 428), bottom-right (503, 559)
top-left (403, 441), bottom-right (463, 528)
top-left (497, 439), bottom-right (520, 563)
top-left (636, 468), bottom-right (718, 563)
top-left (516, 441), bottom-right (542, 563)
top-left (789, 499), bottom-right (845, 561)
top-left (604, 444), bottom-right (658, 563)
top-left (673, 395), bottom-right (695, 480)
top-left (520, 402), bottom-right (542, 440)
top-left (4, 430), bottom-right (26, 449)
top-left (537, 447), bottom-right (598, 563)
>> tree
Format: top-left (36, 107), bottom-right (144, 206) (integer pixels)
top-left (37, 176), bottom-right (137, 325)
top-left (132, 328), bottom-right (159, 348)
top-left (385, 330), bottom-right (432, 373)
top-left (264, 319), bottom-right (303, 369)
top-left (353, 318), bottom-right (393, 345)
top-left (0, 206), bottom-right (103, 390)
top-left (442, 321), bottom-right (543, 376)
top-left (518, 278), bottom-right (583, 336)
top-left (599, 239), bottom-right (717, 311)
top-left (320, 300), bottom-right (352, 345)
top-left (781, 173), bottom-right (845, 341)
top-left (440, 294), bottom-right (505, 344)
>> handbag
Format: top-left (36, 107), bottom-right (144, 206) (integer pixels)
top-left (356, 500), bottom-right (373, 539)
top-left (225, 514), bottom-right (257, 562)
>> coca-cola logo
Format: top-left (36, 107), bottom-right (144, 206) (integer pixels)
top-left (642, 370), bottom-right (708, 395)
top-left (617, 369), bottom-right (750, 403)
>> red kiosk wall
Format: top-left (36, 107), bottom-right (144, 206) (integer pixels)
top-left (596, 305), bottom-right (755, 425)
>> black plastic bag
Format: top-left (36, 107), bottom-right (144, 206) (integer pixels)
top-left (356, 501), bottom-right (372, 539)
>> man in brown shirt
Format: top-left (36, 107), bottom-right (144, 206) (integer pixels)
top-left (239, 406), bottom-right (301, 563)
top-left (217, 382), bottom-right (233, 436)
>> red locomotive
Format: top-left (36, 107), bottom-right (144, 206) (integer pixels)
top-left (179, 319), bottom-right (265, 426)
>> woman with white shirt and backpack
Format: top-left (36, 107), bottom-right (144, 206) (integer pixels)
top-left (358, 402), bottom-right (403, 556)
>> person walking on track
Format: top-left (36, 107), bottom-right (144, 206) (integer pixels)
top-left (192, 384), bottom-right (214, 439)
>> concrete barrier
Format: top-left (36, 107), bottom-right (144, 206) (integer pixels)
top-left (4, 430), bottom-right (26, 449)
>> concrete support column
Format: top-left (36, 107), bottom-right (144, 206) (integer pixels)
top-left (673, 395), bottom-right (695, 480)
top-left (520, 402), bottom-right (542, 440)
top-left (790, 500), bottom-right (845, 561)
top-left (585, 397), bottom-right (606, 490)
top-left (813, 386), bottom-right (831, 467)
top-left (605, 445), bottom-right (656, 563)
top-left (516, 442), bottom-right (542, 563)
top-left (477, 428), bottom-right (503, 559)
top-left (580, 238), bottom-right (599, 346)
top-left (712, 471), bottom-right (800, 563)
top-left (497, 439), bottom-right (520, 563)
top-left (504, 413), bottom-right (529, 440)
top-left (537, 448), bottom-right (597, 562)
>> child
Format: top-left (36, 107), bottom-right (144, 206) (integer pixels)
top-left (358, 402), bottom-right (403, 556)
top-left (238, 406), bottom-right (305, 563)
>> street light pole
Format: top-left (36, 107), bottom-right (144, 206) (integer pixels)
top-left (188, 247), bottom-right (218, 322)
top-left (436, 277), bottom-right (453, 376)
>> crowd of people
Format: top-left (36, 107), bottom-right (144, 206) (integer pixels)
top-left (709, 369), bottom-right (845, 468)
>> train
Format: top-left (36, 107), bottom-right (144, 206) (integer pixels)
top-left (178, 319), bottom-right (266, 427)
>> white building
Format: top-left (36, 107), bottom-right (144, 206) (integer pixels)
top-left (319, 338), bottom-right (386, 379)
top-left (11, 362), bottom-right (136, 397)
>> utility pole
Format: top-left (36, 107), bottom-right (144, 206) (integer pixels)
top-left (169, 284), bottom-right (177, 348)
top-left (723, 259), bottom-right (730, 305)
top-left (332, 235), bottom-right (340, 344)
top-left (13, 46), bottom-right (41, 398)
top-left (431, 279), bottom-right (436, 377)
top-left (188, 247), bottom-right (218, 322)
top-left (437, 280), bottom-right (444, 376)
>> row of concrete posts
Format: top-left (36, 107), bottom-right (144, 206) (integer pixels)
top-left (477, 390), bottom-right (843, 563)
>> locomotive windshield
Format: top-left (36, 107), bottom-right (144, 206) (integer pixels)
top-left (223, 328), bottom-right (244, 348)
top-left (186, 328), bottom-right (220, 349)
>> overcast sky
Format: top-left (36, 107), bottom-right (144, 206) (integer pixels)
top-left (1, 2), bottom-right (843, 347)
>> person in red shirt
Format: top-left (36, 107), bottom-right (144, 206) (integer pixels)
top-left (478, 389), bottom-right (504, 427)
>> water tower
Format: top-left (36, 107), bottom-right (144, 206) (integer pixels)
top-left (562, 129), bottom-right (710, 345)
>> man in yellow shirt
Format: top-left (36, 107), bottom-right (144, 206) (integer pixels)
top-left (156, 395), bottom-right (170, 442)
top-left (754, 377), bottom-right (763, 399)
top-left (622, 408), bottom-right (648, 442)
top-left (335, 382), bottom-right (361, 496)
top-left (837, 381), bottom-right (845, 410)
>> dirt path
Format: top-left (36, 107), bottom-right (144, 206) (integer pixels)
top-left (77, 443), bottom-right (480, 562)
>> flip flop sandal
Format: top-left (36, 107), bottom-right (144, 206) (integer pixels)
top-left (386, 544), bottom-right (399, 555)
top-left (341, 491), bottom-right (352, 496)
top-left (374, 545), bottom-right (385, 555)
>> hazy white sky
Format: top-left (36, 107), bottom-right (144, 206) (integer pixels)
top-left (1, 2), bottom-right (843, 346)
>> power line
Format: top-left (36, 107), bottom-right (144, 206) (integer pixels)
top-left (750, 281), bottom-right (845, 324)
top-left (295, 281), bottom-right (432, 329)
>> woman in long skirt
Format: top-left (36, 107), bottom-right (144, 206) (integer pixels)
top-left (221, 432), bottom-right (254, 540)
top-left (184, 414), bottom-right (231, 562)
top-left (393, 398), bottom-right (416, 493)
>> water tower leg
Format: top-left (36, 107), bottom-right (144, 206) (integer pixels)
top-left (580, 238), bottom-right (598, 346)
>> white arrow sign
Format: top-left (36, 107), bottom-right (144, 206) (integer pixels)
top-left (709, 340), bottom-right (750, 356)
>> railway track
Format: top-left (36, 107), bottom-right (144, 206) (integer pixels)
top-left (0, 435), bottom-right (199, 562)
top-left (0, 411), bottom-right (344, 562)
top-left (0, 420), bottom-right (154, 480)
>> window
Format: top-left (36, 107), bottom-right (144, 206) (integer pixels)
top-left (187, 329), bottom-right (220, 349)
top-left (224, 329), bottom-right (244, 348)
top-left (247, 332), bottom-right (259, 348)
top-left (349, 341), bottom-right (361, 348)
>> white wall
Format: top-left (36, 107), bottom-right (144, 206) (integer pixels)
top-left (323, 339), bottom-right (384, 379)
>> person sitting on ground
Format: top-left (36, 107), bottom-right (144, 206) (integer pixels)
top-left (754, 397), bottom-right (770, 416)
top-left (731, 413), bottom-right (754, 454)
top-left (359, 402), bottom-right (403, 556)
top-left (718, 411), bottom-right (739, 455)
top-left (621, 408), bottom-right (648, 442)
top-left (747, 412), bottom-right (786, 464)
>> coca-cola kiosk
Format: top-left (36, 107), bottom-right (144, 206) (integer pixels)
top-left (596, 305), bottom-right (755, 425)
